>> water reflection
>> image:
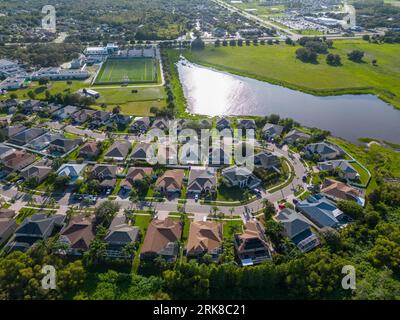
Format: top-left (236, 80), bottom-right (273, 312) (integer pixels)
top-left (178, 59), bottom-right (400, 144)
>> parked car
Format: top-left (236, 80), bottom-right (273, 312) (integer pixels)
top-left (194, 194), bottom-right (199, 202)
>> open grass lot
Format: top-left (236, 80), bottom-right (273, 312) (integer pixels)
top-left (2, 79), bottom-right (166, 116)
top-left (329, 137), bottom-right (400, 193)
top-left (2, 81), bottom-right (86, 100)
top-left (351, 162), bottom-right (371, 186)
top-left (93, 86), bottom-right (166, 115)
top-left (95, 58), bottom-right (157, 84)
top-left (184, 40), bottom-right (400, 110)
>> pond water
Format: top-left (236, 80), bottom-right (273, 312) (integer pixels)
top-left (177, 59), bottom-right (400, 144)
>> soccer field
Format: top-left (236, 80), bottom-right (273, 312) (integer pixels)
top-left (95, 58), bottom-right (158, 84)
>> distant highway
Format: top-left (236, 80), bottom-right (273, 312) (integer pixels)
top-left (211, 0), bottom-right (384, 41)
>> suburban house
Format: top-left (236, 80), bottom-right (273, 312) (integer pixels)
top-left (27, 132), bottom-right (64, 151)
top-left (104, 141), bottom-right (131, 161)
top-left (151, 118), bottom-right (169, 131)
top-left (140, 218), bottom-right (182, 262)
top-left (0, 124), bottom-right (26, 139)
top-left (222, 166), bottom-right (261, 189)
top-left (284, 129), bottom-right (311, 145)
top-left (79, 141), bottom-right (101, 159)
top-left (91, 110), bottom-right (112, 126)
top-left (157, 142), bottom-right (178, 165)
top-left (234, 220), bottom-right (273, 266)
top-left (2, 150), bottom-right (36, 172)
top-left (9, 127), bottom-right (46, 146)
top-left (121, 167), bottom-right (153, 192)
top-left (318, 160), bottom-right (360, 181)
top-left (208, 145), bottom-right (231, 166)
top-left (5, 213), bottom-right (65, 253)
top-left (186, 221), bottom-right (223, 261)
top-left (305, 142), bottom-right (341, 161)
top-left (276, 208), bottom-right (320, 253)
top-left (216, 117), bottom-right (231, 131)
top-left (20, 159), bottom-right (53, 184)
top-left (187, 167), bottom-right (217, 195)
top-left (262, 123), bottom-right (284, 141)
top-left (180, 141), bottom-right (203, 165)
top-left (21, 100), bottom-right (44, 113)
top-left (296, 194), bottom-right (346, 229)
top-left (253, 152), bottom-right (281, 170)
top-left (320, 179), bottom-right (365, 206)
top-left (53, 105), bottom-right (78, 120)
top-left (71, 109), bottom-right (95, 124)
top-left (58, 215), bottom-right (96, 256)
top-left (237, 119), bottom-right (256, 130)
top-left (105, 215), bottom-right (140, 259)
top-left (0, 144), bottom-right (15, 160)
top-left (130, 116), bottom-right (151, 133)
top-left (131, 142), bottom-right (155, 162)
top-left (106, 114), bottom-right (132, 128)
top-left (0, 209), bottom-right (17, 246)
top-left (57, 163), bottom-right (87, 184)
top-left (91, 164), bottom-right (118, 191)
top-left (49, 137), bottom-right (83, 154)
top-left (155, 169), bottom-right (185, 194)
top-left (198, 118), bottom-right (212, 129)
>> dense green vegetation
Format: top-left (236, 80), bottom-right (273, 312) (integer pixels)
top-left (1, 180), bottom-right (399, 300)
top-left (184, 40), bottom-right (400, 110)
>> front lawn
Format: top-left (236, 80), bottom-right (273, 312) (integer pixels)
top-left (216, 184), bottom-right (245, 202)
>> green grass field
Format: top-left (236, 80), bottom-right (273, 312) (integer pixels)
top-left (95, 58), bottom-right (157, 84)
top-left (184, 40), bottom-right (400, 110)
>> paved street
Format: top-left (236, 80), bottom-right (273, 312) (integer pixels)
top-left (0, 142), bottom-right (307, 218)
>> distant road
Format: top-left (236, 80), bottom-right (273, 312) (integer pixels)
top-left (211, 0), bottom-right (384, 41)
top-left (211, 0), bottom-right (298, 39)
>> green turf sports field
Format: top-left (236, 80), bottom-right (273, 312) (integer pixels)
top-left (95, 58), bottom-right (157, 84)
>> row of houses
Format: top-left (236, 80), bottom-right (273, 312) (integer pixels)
top-left (0, 207), bottom-right (272, 267)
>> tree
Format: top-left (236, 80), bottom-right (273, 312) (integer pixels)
top-left (112, 105), bottom-right (121, 114)
top-left (296, 47), bottom-right (317, 63)
top-left (191, 37), bottom-right (205, 50)
top-left (94, 200), bottom-right (120, 226)
top-left (337, 200), bottom-right (364, 220)
top-left (368, 236), bottom-right (400, 273)
top-left (263, 199), bottom-right (276, 220)
top-left (54, 175), bottom-right (70, 189)
top-left (269, 114), bottom-right (280, 124)
top-left (285, 37), bottom-right (294, 45)
top-left (24, 176), bottom-right (39, 189)
top-left (347, 50), bottom-right (364, 63)
top-left (38, 77), bottom-right (50, 86)
top-left (362, 34), bottom-right (370, 41)
top-left (320, 227), bottom-right (342, 251)
top-left (326, 53), bottom-right (341, 66)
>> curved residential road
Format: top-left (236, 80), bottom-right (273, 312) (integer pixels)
top-left (0, 144), bottom-right (308, 218)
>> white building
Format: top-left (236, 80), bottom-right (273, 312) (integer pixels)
top-left (0, 59), bottom-right (25, 78)
top-left (85, 43), bottom-right (119, 56)
top-left (0, 76), bottom-right (27, 91)
top-left (30, 67), bottom-right (90, 81)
